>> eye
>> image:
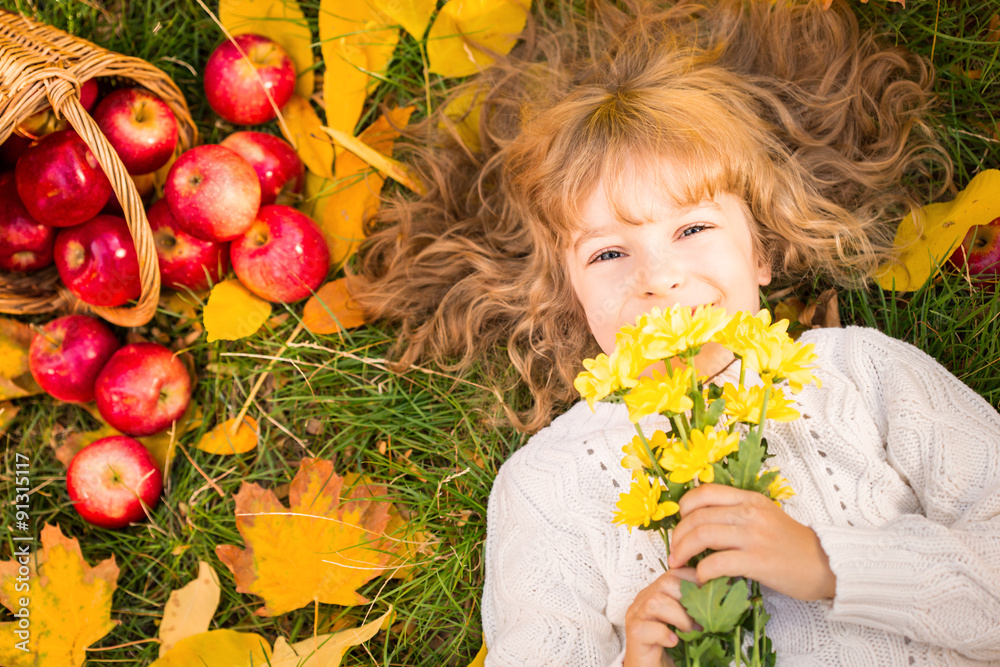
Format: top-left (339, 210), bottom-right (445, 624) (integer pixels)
top-left (588, 248), bottom-right (625, 264)
top-left (680, 224), bottom-right (710, 238)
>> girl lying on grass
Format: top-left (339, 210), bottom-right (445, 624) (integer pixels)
top-left (355, 0), bottom-right (1000, 664)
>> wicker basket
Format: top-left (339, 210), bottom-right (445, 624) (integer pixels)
top-left (0, 9), bottom-right (198, 327)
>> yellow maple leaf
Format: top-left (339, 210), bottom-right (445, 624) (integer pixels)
top-left (373, 0), bottom-right (435, 39)
top-left (158, 561), bottom-right (222, 656)
top-left (440, 83), bottom-right (485, 152)
top-left (216, 458), bottom-right (409, 616)
top-left (317, 106), bottom-right (415, 263)
top-left (219, 0), bottom-right (315, 97)
top-left (875, 169), bottom-right (1000, 292)
top-left (270, 606), bottom-right (393, 666)
top-left (427, 0), bottom-right (532, 78)
top-left (0, 524), bottom-right (119, 667)
top-left (303, 277), bottom-right (368, 334)
top-left (195, 417), bottom-right (259, 455)
top-left (318, 0), bottom-right (400, 137)
top-left (150, 629), bottom-right (271, 666)
top-left (203, 279), bottom-right (273, 342)
top-left (281, 94), bottom-right (336, 180)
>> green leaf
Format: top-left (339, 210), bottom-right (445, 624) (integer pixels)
top-left (679, 577), bottom-right (751, 634)
top-left (704, 397), bottom-right (727, 428)
top-left (685, 635), bottom-right (729, 666)
top-left (728, 432), bottom-right (766, 489)
top-left (710, 462), bottom-right (734, 487)
top-left (753, 469), bottom-right (780, 495)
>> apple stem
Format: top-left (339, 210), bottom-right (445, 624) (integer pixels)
top-left (29, 324), bottom-right (60, 347)
top-left (230, 321), bottom-right (304, 436)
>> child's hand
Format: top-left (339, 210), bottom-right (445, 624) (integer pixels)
top-left (666, 484), bottom-right (837, 601)
top-left (623, 566), bottom-right (700, 667)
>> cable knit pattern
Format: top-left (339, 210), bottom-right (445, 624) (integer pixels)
top-left (482, 326), bottom-right (1000, 666)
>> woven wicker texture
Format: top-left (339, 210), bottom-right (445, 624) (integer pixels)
top-left (0, 9), bottom-right (198, 326)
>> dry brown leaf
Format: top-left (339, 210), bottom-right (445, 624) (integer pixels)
top-left (302, 278), bottom-right (367, 334)
top-left (281, 95), bottom-right (336, 179)
top-left (0, 524), bottom-right (119, 667)
top-left (158, 561), bottom-right (222, 656)
top-left (216, 458), bottom-right (412, 616)
top-left (195, 417), bottom-right (259, 455)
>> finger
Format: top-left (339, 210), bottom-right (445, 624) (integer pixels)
top-left (677, 483), bottom-right (766, 517)
top-left (670, 505), bottom-right (750, 548)
top-left (630, 593), bottom-right (701, 634)
top-left (668, 521), bottom-right (748, 569)
top-left (628, 619), bottom-right (679, 649)
top-left (694, 550), bottom-right (753, 584)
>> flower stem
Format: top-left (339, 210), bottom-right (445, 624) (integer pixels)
top-left (752, 582), bottom-right (762, 667)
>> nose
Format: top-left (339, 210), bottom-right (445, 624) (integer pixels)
top-left (633, 245), bottom-right (683, 298)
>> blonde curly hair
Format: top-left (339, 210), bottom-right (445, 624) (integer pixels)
top-left (355, 0), bottom-right (951, 433)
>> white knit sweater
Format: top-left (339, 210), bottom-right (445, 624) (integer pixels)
top-left (482, 326), bottom-right (1000, 666)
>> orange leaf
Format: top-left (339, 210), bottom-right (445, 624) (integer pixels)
top-left (302, 278), bottom-right (367, 334)
top-left (0, 524), bottom-right (119, 667)
top-left (215, 459), bottom-right (407, 616)
top-left (317, 107), bottom-right (415, 263)
top-left (150, 629), bottom-right (271, 667)
top-left (321, 124), bottom-right (426, 195)
top-left (318, 0), bottom-right (400, 137)
top-left (195, 417), bottom-right (260, 455)
top-left (373, 0), bottom-right (435, 39)
top-left (281, 95), bottom-right (335, 180)
top-left (426, 0), bottom-right (532, 78)
top-left (875, 169), bottom-right (1000, 291)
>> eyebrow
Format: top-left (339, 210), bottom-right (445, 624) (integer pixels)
top-left (572, 200), bottom-right (724, 254)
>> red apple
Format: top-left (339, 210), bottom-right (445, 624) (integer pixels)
top-left (54, 215), bottom-right (141, 307)
top-left (230, 204), bottom-right (330, 302)
top-left (949, 216), bottom-right (1000, 284)
top-left (16, 108), bottom-right (68, 140)
top-left (220, 131), bottom-right (304, 206)
top-left (0, 134), bottom-right (31, 168)
top-left (164, 144), bottom-right (261, 242)
top-left (94, 342), bottom-right (192, 437)
top-left (0, 172), bottom-right (56, 272)
top-left (93, 88), bottom-right (179, 174)
top-left (66, 435), bottom-right (163, 529)
top-left (80, 78), bottom-right (99, 113)
top-left (204, 33), bottom-right (296, 125)
top-left (28, 314), bottom-right (120, 403)
top-left (15, 130), bottom-right (113, 227)
top-left (148, 198), bottom-right (229, 291)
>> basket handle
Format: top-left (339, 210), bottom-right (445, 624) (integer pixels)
top-left (47, 76), bottom-right (161, 327)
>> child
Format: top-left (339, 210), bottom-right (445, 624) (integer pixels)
top-left (356, 0), bottom-right (1000, 664)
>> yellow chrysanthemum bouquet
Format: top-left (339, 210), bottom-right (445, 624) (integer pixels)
top-left (574, 305), bottom-right (820, 667)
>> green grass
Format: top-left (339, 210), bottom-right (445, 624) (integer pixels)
top-left (1, 0), bottom-right (999, 666)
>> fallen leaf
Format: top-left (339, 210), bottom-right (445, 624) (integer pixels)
top-left (150, 629), bottom-right (271, 667)
top-left (440, 84), bottom-right (485, 152)
top-left (219, 0), bottom-right (315, 97)
top-left (204, 279), bottom-right (273, 342)
top-left (427, 0), bottom-right (532, 78)
top-left (374, 0), bottom-right (435, 39)
top-left (282, 94), bottom-right (336, 180)
top-left (0, 524), bottom-right (119, 667)
top-left (303, 278), bottom-right (368, 334)
top-left (216, 458), bottom-right (409, 616)
top-left (0, 318), bottom-right (44, 401)
top-left (270, 606), bottom-right (394, 667)
top-left (158, 561), bottom-right (222, 657)
top-left (319, 107), bottom-right (414, 262)
top-left (468, 641), bottom-right (488, 667)
top-left (318, 0), bottom-right (400, 137)
top-left (195, 417), bottom-right (260, 455)
top-left (875, 169), bottom-right (1000, 291)
top-left (300, 170), bottom-right (334, 222)
top-left (160, 290), bottom-right (205, 322)
top-left (0, 401), bottom-right (20, 435)
top-left (321, 124), bottom-right (426, 195)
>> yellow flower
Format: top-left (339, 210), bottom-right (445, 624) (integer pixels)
top-left (638, 304), bottom-right (731, 360)
top-left (741, 335), bottom-right (822, 393)
top-left (621, 430), bottom-right (672, 473)
top-left (657, 426), bottom-right (740, 484)
top-left (612, 473), bottom-right (679, 531)
top-left (761, 467), bottom-right (795, 506)
top-left (574, 353), bottom-right (619, 409)
top-left (721, 383), bottom-right (800, 425)
top-left (714, 309), bottom-right (788, 360)
top-left (623, 367), bottom-right (695, 422)
top-left (608, 342), bottom-right (649, 390)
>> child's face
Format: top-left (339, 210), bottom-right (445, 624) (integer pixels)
top-left (565, 167), bottom-right (772, 372)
